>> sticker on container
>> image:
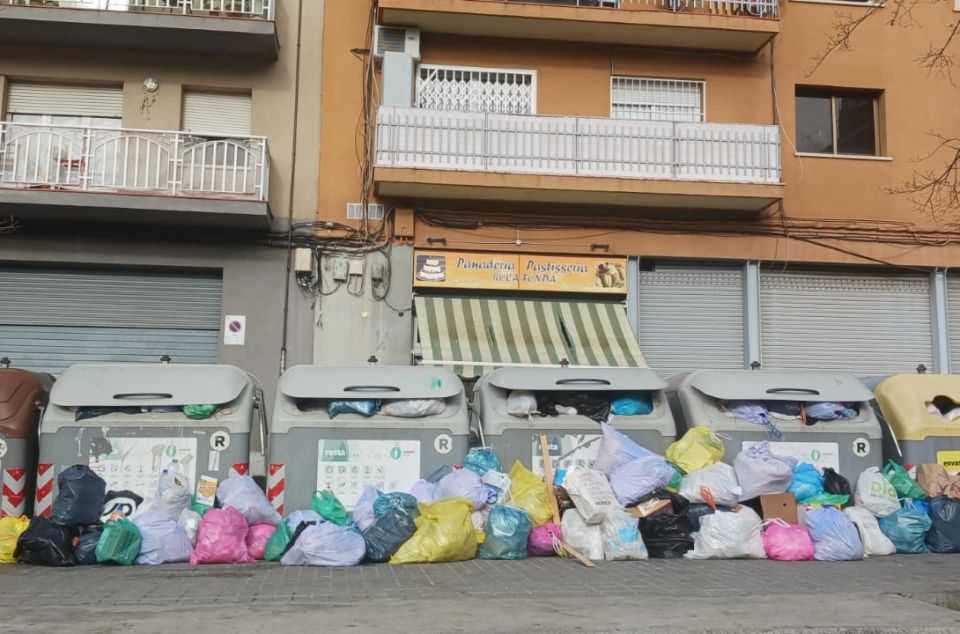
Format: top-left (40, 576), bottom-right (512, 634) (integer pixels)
top-left (937, 450), bottom-right (960, 475)
top-left (207, 449), bottom-right (221, 472)
top-left (531, 433), bottom-right (602, 479)
top-left (196, 475), bottom-right (219, 507)
top-left (210, 431), bottom-right (231, 451)
top-left (851, 437), bottom-right (871, 458)
top-left (223, 315), bottom-right (246, 346)
top-left (0, 438), bottom-right (6, 459)
top-left (316, 439), bottom-right (420, 510)
top-left (433, 433), bottom-right (453, 454)
top-left (88, 437), bottom-right (198, 503)
top-left (741, 441), bottom-right (840, 472)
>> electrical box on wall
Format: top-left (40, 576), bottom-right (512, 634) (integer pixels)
top-left (332, 258), bottom-right (349, 282)
top-left (348, 259), bottom-right (364, 277)
top-left (294, 248), bottom-right (312, 273)
top-left (395, 208), bottom-right (415, 238)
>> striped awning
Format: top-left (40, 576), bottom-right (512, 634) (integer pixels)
top-left (414, 296), bottom-right (647, 377)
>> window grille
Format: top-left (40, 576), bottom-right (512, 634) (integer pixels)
top-left (611, 77), bottom-right (704, 122)
top-left (417, 64), bottom-right (536, 115)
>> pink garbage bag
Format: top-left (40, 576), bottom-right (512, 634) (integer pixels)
top-left (246, 523), bottom-right (276, 560)
top-left (189, 507), bottom-right (253, 565)
top-left (528, 522), bottom-right (562, 557)
top-left (762, 520), bottom-right (815, 561)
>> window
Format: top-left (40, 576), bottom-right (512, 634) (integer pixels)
top-left (796, 88), bottom-right (879, 156)
top-left (416, 65), bottom-right (536, 115)
top-left (611, 77), bottom-right (704, 122)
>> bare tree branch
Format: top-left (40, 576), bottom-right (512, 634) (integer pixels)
top-left (805, 7), bottom-right (883, 77)
top-left (885, 133), bottom-right (960, 221)
top-left (916, 20), bottom-right (960, 81)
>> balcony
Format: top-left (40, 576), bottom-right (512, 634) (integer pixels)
top-left (0, 120), bottom-right (271, 229)
top-left (374, 106), bottom-right (782, 212)
top-left (0, 1), bottom-right (278, 60)
top-left (378, 0), bottom-right (779, 54)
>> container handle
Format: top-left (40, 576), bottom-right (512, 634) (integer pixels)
top-left (555, 378), bottom-right (611, 386)
top-left (343, 385), bottom-right (401, 392)
top-left (765, 388), bottom-right (820, 395)
top-left (112, 392), bottom-right (173, 399)
top-left (255, 390), bottom-right (268, 457)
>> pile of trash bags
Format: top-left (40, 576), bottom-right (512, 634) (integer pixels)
top-left (295, 398), bottom-right (446, 419)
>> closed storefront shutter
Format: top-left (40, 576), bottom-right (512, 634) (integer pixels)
top-left (181, 91), bottom-right (252, 136)
top-left (636, 263), bottom-right (744, 378)
top-left (6, 83), bottom-right (123, 118)
top-left (760, 268), bottom-right (932, 375)
top-left (947, 274), bottom-right (960, 371)
top-left (0, 267), bottom-right (223, 374)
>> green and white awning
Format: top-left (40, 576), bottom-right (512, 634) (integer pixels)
top-left (414, 296), bottom-right (647, 377)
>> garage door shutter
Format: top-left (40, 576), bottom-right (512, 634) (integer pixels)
top-left (947, 274), bottom-right (960, 372)
top-left (6, 83), bottom-right (123, 118)
top-left (181, 91), bottom-right (252, 136)
top-left (0, 267), bottom-right (223, 374)
top-left (636, 263), bottom-right (745, 378)
top-left (760, 268), bottom-right (932, 375)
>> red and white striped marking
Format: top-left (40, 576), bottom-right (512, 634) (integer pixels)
top-left (1, 468), bottom-right (27, 517)
top-left (267, 463), bottom-right (285, 515)
top-left (34, 463), bottom-right (54, 517)
top-left (229, 463), bottom-right (249, 478)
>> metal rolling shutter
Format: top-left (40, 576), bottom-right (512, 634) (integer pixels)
top-left (636, 263), bottom-right (744, 378)
top-left (947, 274), bottom-right (960, 371)
top-left (0, 267), bottom-right (223, 374)
top-left (181, 91), bottom-right (252, 136)
top-left (6, 83), bottom-right (123, 118)
top-left (760, 268), bottom-right (933, 375)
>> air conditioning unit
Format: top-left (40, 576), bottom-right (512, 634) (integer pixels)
top-left (373, 25), bottom-right (420, 61)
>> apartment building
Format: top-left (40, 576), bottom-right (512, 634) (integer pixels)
top-left (0, 0), bottom-right (321, 400)
top-left (314, 0), bottom-right (960, 379)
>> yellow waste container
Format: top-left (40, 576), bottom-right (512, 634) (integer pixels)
top-left (874, 374), bottom-right (960, 472)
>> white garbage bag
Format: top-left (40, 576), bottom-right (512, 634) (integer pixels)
top-left (285, 509), bottom-right (324, 530)
top-left (561, 509), bottom-right (603, 561)
top-left (594, 423), bottom-right (659, 476)
top-left (280, 521), bottom-right (366, 567)
top-left (854, 467), bottom-right (901, 517)
top-left (564, 468), bottom-right (618, 525)
top-left (678, 462), bottom-right (743, 508)
top-left (685, 507), bottom-right (766, 560)
top-left (435, 469), bottom-right (487, 510)
top-left (608, 455), bottom-right (675, 507)
top-left (410, 479), bottom-right (437, 505)
top-left (600, 509), bottom-right (647, 561)
top-left (380, 399), bottom-right (446, 418)
top-left (507, 390), bottom-right (538, 416)
top-left (843, 506), bottom-right (896, 556)
top-left (147, 471), bottom-right (192, 520)
top-left (352, 486), bottom-right (383, 532)
top-left (733, 441), bottom-right (795, 501)
top-left (217, 475), bottom-right (281, 526)
top-left (176, 508), bottom-right (202, 547)
top-left (133, 510), bottom-right (193, 565)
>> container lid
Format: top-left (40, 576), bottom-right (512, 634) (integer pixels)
top-left (49, 363), bottom-right (251, 407)
top-left (278, 365), bottom-right (463, 400)
top-left (486, 366), bottom-right (666, 392)
top-left (687, 369), bottom-right (874, 402)
top-left (0, 369), bottom-right (52, 434)
top-left (875, 373), bottom-right (960, 440)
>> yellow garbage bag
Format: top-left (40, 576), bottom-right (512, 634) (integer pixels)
top-left (390, 497), bottom-right (479, 564)
top-left (0, 516), bottom-right (30, 564)
top-left (665, 426), bottom-right (725, 474)
top-left (506, 461), bottom-right (553, 527)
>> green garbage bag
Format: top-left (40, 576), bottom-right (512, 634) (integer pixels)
top-left (800, 493), bottom-right (850, 507)
top-left (264, 520), bottom-right (294, 562)
top-left (666, 463), bottom-right (684, 492)
top-left (313, 490), bottom-right (349, 526)
top-left (883, 460), bottom-right (927, 501)
top-left (95, 517), bottom-right (142, 566)
top-left (184, 404), bottom-right (220, 420)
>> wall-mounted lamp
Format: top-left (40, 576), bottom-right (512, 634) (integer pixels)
top-left (143, 77), bottom-right (159, 93)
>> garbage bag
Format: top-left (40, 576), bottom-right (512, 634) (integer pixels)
top-left (183, 404), bottom-right (220, 420)
top-left (561, 508), bottom-right (603, 560)
top-left (536, 392), bottom-right (610, 422)
top-left (264, 518), bottom-right (295, 562)
top-left (609, 455), bottom-right (675, 507)
top-left (917, 463), bottom-right (960, 499)
top-left (678, 462), bottom-right (742, 508)
top-left (926, 496), bottom-right (960, 553)
top-left (804, 506), bottom-right (864, 561)
top-left (843, 506), bottom-right (895, 556)
top-left (363, 508), bottom-right (418, 563)
top-left (189, 506), bottom-right (253, 565)
top-left (177, 508), bottom-right (202, 547)
top-left (373, 492), bottom-right (420, 519)
top-left (788, 462), bottom-right (825, 503)
top-left (150, 471), bottom-right (192, 519)
top-left (74, 527), bottom-right (101, 565)
top-left (100, 489), bottom-right (144, 522)
top-left (0, 516), bottom-right (30, 564)
top-left (281, 521), bottom-right (366, 566)
top-left (594, 422), bottom-right (658, 476)
top-left (133, 511), bottom-right (192, 565)
top-left (463, 448), bottom-right (502, 477)
top-left (15, 517), bottom-right (76, 566)
top-left (823, 468), bottom-right (852, 499)
top-left (687, 503), bottom-right (733, 533)
top-left (245, 524), bottom-right (275, 560)
top-left (854, 467), bottom-right (901, 517)
top-left (686, 507), bottom-right (766, 560)
top-left (610, 394), bottom-right (654, 416)
top-left (311, 490), bottom-right (350, 526)
top-left (801, 493), bottom-right (850, 506)
top-left (285, 509), bottom-right (323, 530)
top-left (218, 475), bottom-right (281, 526)
top-left (637, 493), bottom-right (693, 559)
top-left (478, 505), bottom-right (532, 560)
top-left (390, 497), bottom-right (479, 564)
top-left (436, 469), bottom-right (488, 510)
top-left (601, 509), bottom-right (647, 560)
top-left (882, 460), bottom-right (927, 501)
top-left (527, 522), bottom-right (561, 556)
top-left (380, 398), bottom-right (445, 417)
top-left (564, 468), bottom-right (617, 524)
top-left (506, 461), bottom-right (553, 527)
top-left (410, 479), bottom-right (437, 505)
top-left (352, 486), bottom-right (383, 532)
top-left (51, 465), bottom-right (107, 527)
top-left (878, 502), bottom-right (932, 554)
top-left (665, 427), bottom-right (725, 474)
top-left (96, 517), bottom-right (142, 566)
top-left (762, 519), bottom-right (815, 561)
top-left (506, 390), bottom-right (538, 416)
top-left (734, 442), bottom-right (795, 501)
top-left (328, 400), bottom-right (378, 418)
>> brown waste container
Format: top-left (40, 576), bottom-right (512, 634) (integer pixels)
top-left (0, 367), bottom-right (53, 517)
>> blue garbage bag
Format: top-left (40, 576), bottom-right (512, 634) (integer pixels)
top-left (879, 502), bottom-right (932, 554)
top-left (363, 508), bottom-right (417, 563)
top-left (611, 394), bottom-right (654, 417)
top-left (478, 505), bottom-right (532, 560)
top-left (327, 400), bottom-right (378, 418)
top-left (788, 462), bottom-right (825, 503)
top-left (804, 506), bottom-right (863, 561)
top-left (926, 496), bottom-right (960, 554)
top-left (463, 448), bottom-right (502, 477)
top-left (373, 492), bottom-right (420, 519)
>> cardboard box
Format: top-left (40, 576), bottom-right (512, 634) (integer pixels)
top-left (760, 492), bottom-right (799, 525)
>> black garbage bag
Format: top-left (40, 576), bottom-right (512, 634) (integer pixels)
top-left (100, 490), bottom-right (145, 522)
top-left (823, 468), bottom-right (852, 500)
top-left (363, 509), bottom-right (417, 563)
top-left (74, 527), bottom-right (102, 565)
top-left (927, 496), bottom-right (960, 553)
top-left (535, 393), bottom-right (611, 423)
top-left (15, 517), bottom-right (77, 567)
top-left (636, 491), bottom-right (693, 559)
top-left (51, 465), bottom-right (107, 527)
top-left (687, 503), bottom-right (734, 533)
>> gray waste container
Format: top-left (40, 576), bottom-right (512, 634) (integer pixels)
top-left (0, 367), bottom-right (53, 517)
top-left (473, 367), bottom-right (676, 479)
top-left (268, 365), bottom-right (469, 513)
top-left (36, 363), bottom-right (263, 517)
top-left (668, 369), bottom-right (882, 480)
top-left (874, 373), bottom-right (960, 469)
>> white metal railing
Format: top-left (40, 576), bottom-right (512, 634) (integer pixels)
top-left (497, 0), bottom-right (778, 19)
top-left (376, 106), bottom-right (780, 185)
top-left (0, 121), bottom-right (270, 201)
top-left (2, 0), bottom-right (274, 20)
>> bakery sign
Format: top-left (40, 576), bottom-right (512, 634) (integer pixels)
top-left (413, 250), bottom-right (627, 294)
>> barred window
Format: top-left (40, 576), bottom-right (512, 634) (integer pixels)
top-left (611, 77), bottom-right (704, 122)
top-left (416, 64), bottom-right (536, 115)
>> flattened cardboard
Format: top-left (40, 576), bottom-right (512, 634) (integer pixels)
top-left (760, 492), bottom-right (799, 525)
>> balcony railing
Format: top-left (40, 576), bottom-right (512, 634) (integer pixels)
top-left (0, 121), bottom-right (270, 202)
top-left (376, 107), bottom-right (780, 185)
top-left (499, 0), bottom-right (777, 18)
top-left (2, 0), bottom-right (274, 20)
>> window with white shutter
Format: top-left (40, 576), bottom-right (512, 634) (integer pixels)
top-left (181, 91), bottom-right (252, 137)
top-left (611, 77), bottom-right (704, 122)
top-left (5, 82), bottom-right (123, 120)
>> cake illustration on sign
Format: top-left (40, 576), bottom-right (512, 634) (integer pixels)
top-left (417, 256), bottom-right (446, 282)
